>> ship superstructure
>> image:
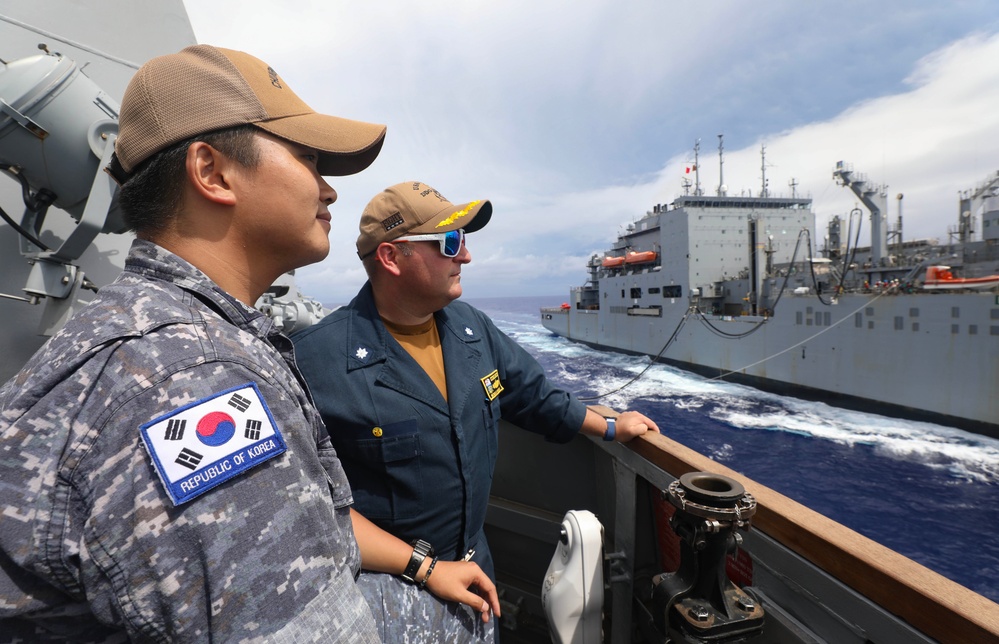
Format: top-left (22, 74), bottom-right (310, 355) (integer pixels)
top-left (543, 146), bottom-right (999, 437)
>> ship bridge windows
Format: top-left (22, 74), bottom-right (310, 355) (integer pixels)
top-left (663, 285), bottom-right (682, 298)
top-left (630, 287), bottom-right (642, 298)
top-left (648, 286), bottom-right (661, 294)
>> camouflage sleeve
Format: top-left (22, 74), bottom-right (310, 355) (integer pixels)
top-left (72, 359), bottom-right (378, 642)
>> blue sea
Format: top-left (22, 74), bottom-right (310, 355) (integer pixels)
top-left (467, 295), bottom-right (999, 606)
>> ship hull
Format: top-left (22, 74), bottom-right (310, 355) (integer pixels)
top-left (543, 290), bottom-right (999, 438)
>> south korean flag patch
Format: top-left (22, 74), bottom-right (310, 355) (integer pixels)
top-left (140, 382), bottom-right (287, 506)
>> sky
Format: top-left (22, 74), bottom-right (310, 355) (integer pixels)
top-left (184, 1), bottom-right (999, 306)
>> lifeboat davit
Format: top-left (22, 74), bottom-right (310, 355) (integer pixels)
top-left (923, 265), bottom-right (999, 290)
top-left (624, 250), bottom-right (658, 265)
top-left (601, 256), bottom-right (625, 268)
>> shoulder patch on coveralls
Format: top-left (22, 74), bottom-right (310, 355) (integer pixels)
top-left (140, 383), bottom-right (287, 505)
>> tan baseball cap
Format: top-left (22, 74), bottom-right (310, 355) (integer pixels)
top-left (108, 44), bottom-right (386, 183)
top-left (357, 181), bottom-right (492, 258)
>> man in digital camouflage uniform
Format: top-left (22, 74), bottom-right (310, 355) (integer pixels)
top-left (292, 181), bottom-right (660, 642)
top-left (0, 46), bottom-right (497, 642)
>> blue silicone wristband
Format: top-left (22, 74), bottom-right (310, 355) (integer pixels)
top-left (603, 417), bottom-right (616, 441)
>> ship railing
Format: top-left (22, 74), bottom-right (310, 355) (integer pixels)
top-left (486, 413), bottom-right (999, 643)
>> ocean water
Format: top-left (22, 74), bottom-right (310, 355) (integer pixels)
top-left (468, 294), bottom-right (999, 606)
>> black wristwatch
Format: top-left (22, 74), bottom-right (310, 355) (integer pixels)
top-left (401, 539), bottom-right (435, 583)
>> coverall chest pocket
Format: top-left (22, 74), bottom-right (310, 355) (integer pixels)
top-left (351, 419), bottom-right (423, 520)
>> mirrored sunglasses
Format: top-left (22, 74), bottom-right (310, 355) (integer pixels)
top-left (392, 229), bottom-right (465, 257)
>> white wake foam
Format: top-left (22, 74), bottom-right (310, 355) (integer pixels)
top-left (503, 317), bottom-right (999, 483)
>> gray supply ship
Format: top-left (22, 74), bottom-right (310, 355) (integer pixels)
top-left (541, 140), bottom-right (999, 440)
top-left (2, 4), bottom-right (998, 642)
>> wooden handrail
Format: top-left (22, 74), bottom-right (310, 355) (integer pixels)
top-left (624, 430), bottom-right (999, 644)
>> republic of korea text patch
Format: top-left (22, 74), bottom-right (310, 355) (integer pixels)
top-left (140, 382), bottom-right (287, 506)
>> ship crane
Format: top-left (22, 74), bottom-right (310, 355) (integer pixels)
top-left (760, 144), bottom-right (772, 198)
top-left (832, 161), bottom-right (889, 284)
top-left (716, 134), bottom-right (727, 197)
top-left (693, 138), bottom-right (703, 196)
top-left (957, 169), bottom-right (999, 243)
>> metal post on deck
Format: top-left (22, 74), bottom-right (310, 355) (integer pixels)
top-left (608, 456), bottom-right (637, 642)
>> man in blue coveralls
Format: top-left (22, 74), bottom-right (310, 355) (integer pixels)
top-left (292, 181), bottom-right (660, 642)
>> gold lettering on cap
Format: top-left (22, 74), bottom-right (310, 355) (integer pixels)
top-left (382, 213), bottom-right (404, 231)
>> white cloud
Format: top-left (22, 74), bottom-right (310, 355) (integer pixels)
top-left (185, 2), bottom-right (999, 304)
top-left (692, 31), bottom-right (999, 243)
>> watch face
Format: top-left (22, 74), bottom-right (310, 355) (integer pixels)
top-left (411, 539), bottom-right (434, 556)
top-left (403, 539), bottom-right (434, 582)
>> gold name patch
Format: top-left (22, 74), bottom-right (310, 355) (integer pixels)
top-left (481, 369), bottom-right (504, 401)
